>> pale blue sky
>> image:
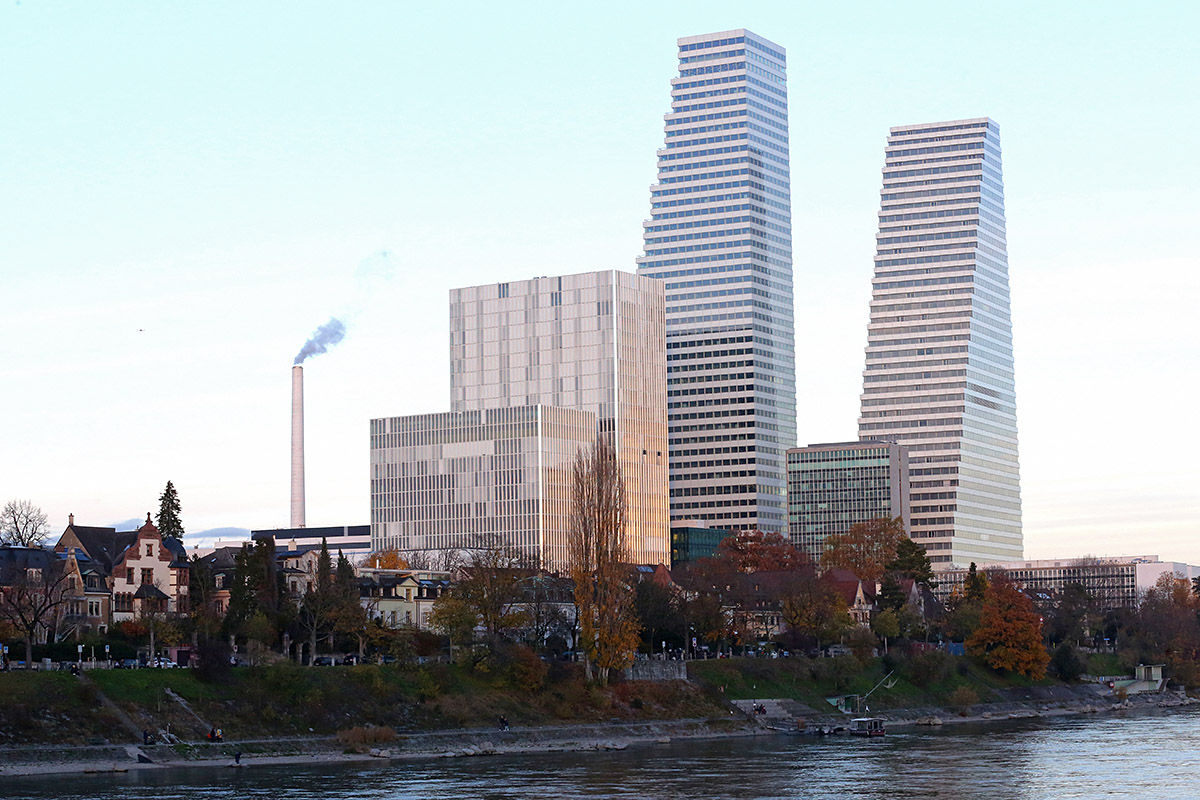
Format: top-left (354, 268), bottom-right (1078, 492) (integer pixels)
top-left (2, 1), bottom-right (1196, 562)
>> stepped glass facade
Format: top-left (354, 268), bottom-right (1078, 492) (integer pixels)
top-left (857, 118), bottom-right (1022, 566)
top-left (636, 29), bottom-right (796, 535)
top-left (448, 270), bottom-right (669, 565)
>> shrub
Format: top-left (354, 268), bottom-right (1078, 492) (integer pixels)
top-left (1049, 644), bottom-right (1087, 681)
top-left (846, 627), bottom-right (880, 664)
top-left (337, 725), bottom-right (398, 751)
top-left (194, 638), bottom-right (232, 683)
top-left (507, 646), bottom-right (548, 693)
top-left (907, 650), bottom-right (951, 687)
top-left (948, 685), bottom-right (978, 713)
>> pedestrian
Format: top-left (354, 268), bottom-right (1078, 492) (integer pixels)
top-left (234, 751), bottom-right (242, 765)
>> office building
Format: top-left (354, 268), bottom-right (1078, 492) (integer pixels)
top-left (370, 405), bottom-right (596, 570)
top-left (935, 556), bottom-right (1200, 609)
top-left (636, 29), bottom-right (796, 535)
top-left (669, 520), bottom-right (735, 567)
top-left (448, 270), bottom-right (669, 564)
top-left (251, 524), bottom-right (372, 562)
top-left (786, 440), bottom-right (910, 563)
top-left (857, 118), bottom-right (1021, 566)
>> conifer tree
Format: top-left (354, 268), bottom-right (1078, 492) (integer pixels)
top-left (156, 481), bottom-right (184, 541)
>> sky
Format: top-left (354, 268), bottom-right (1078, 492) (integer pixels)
top-left (1, 1), bottom-right (1197, 562)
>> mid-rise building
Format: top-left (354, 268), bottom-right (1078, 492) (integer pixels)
top-left (251, 525), bottom-right (371, 562)
top-left (670, 520), bottom-right (734, 567)
top-left (370, 405), bottom-right (596, 570)
top-left (786, 440), bottom-right (910, 563)
top-left (448, 270), bottom-right (669, 564)
top-left (636, 29), bottom-right (796, 535)
top-left (935, 556), bottom-right (1200, 609)
top-left (857, 118), bottom-right (1022, 567)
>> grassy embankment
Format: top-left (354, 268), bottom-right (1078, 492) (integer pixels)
top-left (0, 651), bottom-right (1127, 747)
top-left (0, 660), bottom-right (726, 746)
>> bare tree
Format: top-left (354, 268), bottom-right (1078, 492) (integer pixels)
top-left (1, 500), bottom-right (50, 547)
top-left (568, 437), bottom-right (639, 686)
top-left (455, 537), bottom-right (529, 644)
top-left (0, 555), bottom-right (72, 664)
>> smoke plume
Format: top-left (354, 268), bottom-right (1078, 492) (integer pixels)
top-left (294, 317), bottom-right (347, 365)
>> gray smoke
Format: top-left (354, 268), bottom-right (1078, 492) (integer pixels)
top-left (294, 317), bottom-right (347, 365)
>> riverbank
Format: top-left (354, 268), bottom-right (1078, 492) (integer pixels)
top-left (4, 691), bottom-right (1198, 779)
top-left (0, 717), bottom-right (760, 777)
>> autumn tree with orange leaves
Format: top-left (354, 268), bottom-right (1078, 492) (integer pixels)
top-left (820, 516), bottom-right (906, 584)
top-left (568, 437), bottom-right (639, 686)
top-left (713, 529), bottom-right (809, 573)
top-left (966, 576), bottom-right (1049, 679)
top-left (365, 549), bottom-right (409, 570)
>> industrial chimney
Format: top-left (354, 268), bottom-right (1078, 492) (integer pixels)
top-left (291, 364), bottom-right (305, 528)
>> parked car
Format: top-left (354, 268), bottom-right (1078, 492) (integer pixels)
top-left (379, 654), bottom-right (396, 665)
top-left (150, 657), bottom-right (178, 668)
top-left (116, 658), bottom-right (140, 669)
top-left (313, 656), bottom-right (335, 666)
top-left (341, 654), bottom-right (361, 666)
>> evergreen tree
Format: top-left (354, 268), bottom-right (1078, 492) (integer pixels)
top-left (964, 562), bottom-right (988, 603)
top-left (156, 481), bottom-right (185, 541)
top-left (886, 537), bottom-right (937, 589)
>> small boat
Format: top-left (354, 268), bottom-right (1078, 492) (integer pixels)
top-left (848, 717), bottom-right (886, 737)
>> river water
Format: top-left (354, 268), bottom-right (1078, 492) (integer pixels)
top-left (9, 708), bottom-right (1199, 799)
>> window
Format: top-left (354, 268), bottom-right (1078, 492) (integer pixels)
top-left (127, 568), bottom-right (134, 584)
top-left (141, 568), bottom-right (153, 585)
top-left (215, 575), bottom-right (224, 589)
top-left (146, 544), bottom-right (153, 556)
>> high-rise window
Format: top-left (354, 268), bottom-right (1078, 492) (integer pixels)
top-left (637, 29), bottom-right (796, 534)
top-left (858, 118), bottom-right (1022, 566)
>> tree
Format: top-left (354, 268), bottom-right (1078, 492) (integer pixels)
top-left (365, 549), bottom-right (409, 570)
top-left (428, 593), bottom-right (477, 661)
top-left (885, 538), bottom-right (937, 589)
top-left (333, 552), bottom-right (370, 656)
top-left (298, 539), bottom-right (337, 665)
top-left (966, 576), bottom-right (1049, 679)
top-left (156, 481), bottom-right (184, 541)
top-left (568, 436), bottom-right (639, 686)
top-left (780, 573), bottom-right (852, 651)
top-left (0, 554), bottom-right (72, 663)
top-left (964, 562), bottom-right (988, 603)
top-left (634, 577), bottom-right (681, 655)
top-left (455, 541), bottom-right (528, 644)
top-left (0, 500), bottom-right (49, 547)
top-left (820, 516), bottom-right (906, 584)
top-left (712, 530), bottom-right (809, 573)
top-left (871, 608), bottom-right (900, 654)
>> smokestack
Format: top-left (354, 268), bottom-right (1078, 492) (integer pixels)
top-left (291, 364), bottom-right (305, 528)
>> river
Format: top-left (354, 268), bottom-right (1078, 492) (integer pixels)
top-left (8, 708), bottom-right (1198, 799)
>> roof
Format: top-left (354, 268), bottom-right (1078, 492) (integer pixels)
top-left (64, 526), bottom-right (138, 576)
top-left (0, 545), bottom-right (56, 578)
top-left (133, 583), bottom-right (169, 600)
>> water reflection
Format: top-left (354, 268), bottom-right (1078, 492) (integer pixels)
top-left (8, 708), bottom-right (1198, 800)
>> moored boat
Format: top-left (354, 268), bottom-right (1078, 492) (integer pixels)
top-left (848, 717), bottom-right (886, 737)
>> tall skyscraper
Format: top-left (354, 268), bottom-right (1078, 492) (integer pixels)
top-left (636, 29), bottom-right (796, 535)
top-left (857, 118), bottom-right (1022, 566)
top-left (449, 270), bottom-right (669, 565)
